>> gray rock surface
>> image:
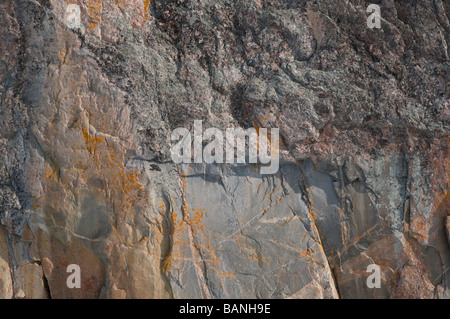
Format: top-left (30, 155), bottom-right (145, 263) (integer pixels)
top-left (0, 0), bottom-right (448, 298)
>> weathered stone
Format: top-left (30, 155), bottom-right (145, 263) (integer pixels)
top-left (0, 227), bottom-right (13, 299)
top-left (13, 263), bottom-right (48, 299)
top-left (0, 0), bottom-right (448, 299)
top-left (447, 216), bottom-right (450, 246)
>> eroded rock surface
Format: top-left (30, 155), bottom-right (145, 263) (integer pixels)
top-left (0, 0), bottom-right (448, 298)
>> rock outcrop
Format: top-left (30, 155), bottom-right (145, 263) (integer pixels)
top-left (0, 0), bottom-right (448, 298)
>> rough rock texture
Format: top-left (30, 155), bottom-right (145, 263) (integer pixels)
top-left (0, 0), bottom-right (448, 299)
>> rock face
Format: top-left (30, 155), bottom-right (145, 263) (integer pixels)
top-left (0, 0), bottom-right (448, 299)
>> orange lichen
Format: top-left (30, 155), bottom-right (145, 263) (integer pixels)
top-left (59, 47), bottom-right (71, 65)
top-left (115, 0), bottom-right (127, 8)
top-left (144, 0), bottom-right (151, 19)
top-left (31, 195), bottom-right (41, 209)
top-left (410, 218), bottom-right (428, 242)
top-left (160, 170), bottom-right (237, 282)
top-left (88, 0), bottom-right (103, 31)
top-left (41, 104), bottom-right (150, 248)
